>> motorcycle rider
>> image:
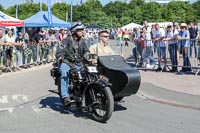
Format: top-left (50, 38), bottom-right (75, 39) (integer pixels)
top-left (56, 22), bottom-right (90, 106)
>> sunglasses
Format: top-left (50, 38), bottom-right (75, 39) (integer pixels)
top-left (101, 36), bottom-right (110, 38)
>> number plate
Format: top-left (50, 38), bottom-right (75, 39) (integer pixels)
top-left (87, 66), bottom-right (98, 73)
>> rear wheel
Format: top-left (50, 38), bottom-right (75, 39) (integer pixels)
top-left (87, 85), bottom-right (114, 123)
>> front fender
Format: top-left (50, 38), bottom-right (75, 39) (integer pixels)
top-left (94, 79), bottom-right (112, 88)
top-left (83, 79), bottom-right (111, 96)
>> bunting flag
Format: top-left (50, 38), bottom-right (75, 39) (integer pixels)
top-left (80, 0), bottom-right (83, 4)
top-left (70, 0), bottom-right (73, 25)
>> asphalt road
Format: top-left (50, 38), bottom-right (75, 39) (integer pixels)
top-left (0, 64), bottom-right (199, 133)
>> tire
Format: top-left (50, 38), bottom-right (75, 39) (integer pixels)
top-left (87, 85), bottom-right (114, 123)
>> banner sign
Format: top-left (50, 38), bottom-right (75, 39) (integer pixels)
top-left (47, 0), bottom-right (52, 27)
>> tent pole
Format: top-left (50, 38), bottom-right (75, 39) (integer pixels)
top-left (40, 0), bottom-right (42, 11)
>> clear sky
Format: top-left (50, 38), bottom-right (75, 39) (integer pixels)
top-left (0, 0), bottom-right (197, 9)
top-left (0, 0), bottom-right (112, 9)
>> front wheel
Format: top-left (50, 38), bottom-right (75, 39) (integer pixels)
top-left (87, 85), bottom-right (114, 123)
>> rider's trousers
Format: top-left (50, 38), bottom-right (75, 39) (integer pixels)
top-left (59, 63), bottom-right (70, 98)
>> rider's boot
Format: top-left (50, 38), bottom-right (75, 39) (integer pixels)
top-left (63, 97), bottom-right (71, 106)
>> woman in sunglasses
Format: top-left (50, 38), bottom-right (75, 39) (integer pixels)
top-left (177, 23), bottom-right (192, 73)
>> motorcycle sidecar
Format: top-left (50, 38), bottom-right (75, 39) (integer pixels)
top-left (97, 55), bottom-right (141, 98)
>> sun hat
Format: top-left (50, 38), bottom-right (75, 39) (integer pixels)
top-left (180, 23), bottom-right (187, 27)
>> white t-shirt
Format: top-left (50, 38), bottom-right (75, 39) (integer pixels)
top-left (155, 28), bottom-right (165, 47)
top-left (6, 35), bottom-right (15, 43)
top-left (0, 35), bottom-right (7, 50)
top-left (165, 29), bottom-right (179, 45)
top-left (144, 26), bottom-right (153, 46)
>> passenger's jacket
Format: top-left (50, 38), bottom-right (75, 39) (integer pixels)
top-left (56, 35), bottom-right (90, 66)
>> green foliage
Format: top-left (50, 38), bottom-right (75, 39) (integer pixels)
top-left (0, 4), bottom-right (4, 11)
top-left (192, 1), bottom-right (200, 22)
top-left (52, 3), bottom-right (70, 21)
top-left (2, 1), bottom-right (199, 28)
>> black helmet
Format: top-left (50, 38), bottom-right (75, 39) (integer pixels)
top-left (70, 22), bottom-right (84, 32)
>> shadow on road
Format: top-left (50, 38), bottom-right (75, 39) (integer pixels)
top-left (39, 96), bottom-right (128, 121)
top-left (39, 96), bottom-right (91, 120)
top-left (114, 103), bottom-right (127, 111)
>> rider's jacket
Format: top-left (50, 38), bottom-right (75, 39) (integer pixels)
top-left (56, 35), bottom-right (90, 66)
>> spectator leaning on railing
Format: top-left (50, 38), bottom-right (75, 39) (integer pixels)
top-left (132, 27), bottom-right (142, 63)
top-left (177, 23), bottom-right (192, 73)
top-left (0, 28), bottom-right (12, 74)
top-left (163, 23), bottom-right (179, 72)
top-left (197, 29), bottom-right (200, 64)
top-left (5, 30), bottom-right (16, 68)
top-left (154, 23), bottom-right (166, 71)
top-left (188, 22), bottom-right (198, 58)
top-left (15, 32), bottom-right (25, 70)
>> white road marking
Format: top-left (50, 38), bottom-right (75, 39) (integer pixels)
top-left (0, 95), bottom-right (8, 103)
top-left (0, 107), bottom-right (15, 113)
top-left (32, 105), bottom-right (58, 114)
top-left (12, 94), bottom-right (28, 102)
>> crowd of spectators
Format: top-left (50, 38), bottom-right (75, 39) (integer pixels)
top-left (0, 27), bottom-right (109, 75)
top-left (110, 20), bottom-right (200, 73)
top-left (1, 20), bottom-right (200, 75)
top-left (0, 27), bottom-right (63, 74)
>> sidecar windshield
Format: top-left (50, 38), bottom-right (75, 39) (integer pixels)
top-left (97, 54), bottom-right (130, 69)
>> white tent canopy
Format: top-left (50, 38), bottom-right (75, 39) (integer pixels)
top-left (0, 11), bottom-right (24, 27)
top-left (121, 22), bottom-right (142, 30)
top-left (148, 22), bottom-right (172, 28)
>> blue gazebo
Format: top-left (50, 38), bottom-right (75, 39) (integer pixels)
top-left (24, 11), bottom-right (70, 28)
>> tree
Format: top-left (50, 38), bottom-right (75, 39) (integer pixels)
top-left (0, 4), bottom-right (4, 12)
top-left (192, 1), bottom-right (200, 23)
top-left (1, 1), bottom-right (198, 28)
top-left (141, 2), bottom-right (162, 22)
top-left (52, 3), bottom-right (70, 21)
top-left (167, 2), bottom-right (189, 23)
top-left (5, 3), bottom-right (46, 20)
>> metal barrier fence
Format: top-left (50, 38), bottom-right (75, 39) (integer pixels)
top-left (1, 38), bottom-right (199, 76)
top-left (0, 42), bottom-right (58, 74)
top-left (109, 38), bottom-right (200, 76)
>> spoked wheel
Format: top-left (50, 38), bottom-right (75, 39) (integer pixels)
top-left (87, 84), bottom-right (114, 123)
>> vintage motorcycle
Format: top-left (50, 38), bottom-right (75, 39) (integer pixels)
top-left (50, 54), bottom-right (141, 123)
